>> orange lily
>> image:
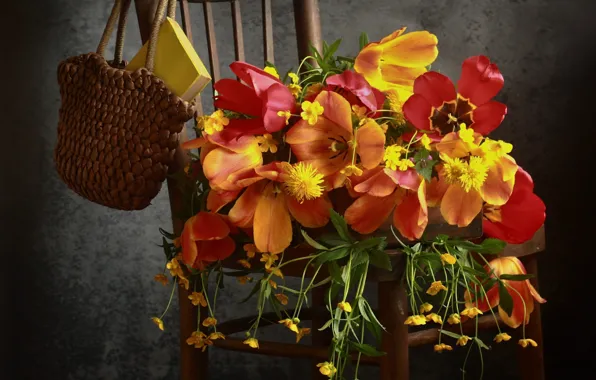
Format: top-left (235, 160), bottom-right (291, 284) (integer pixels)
top-left (464, 257), bottom-right (546, 328)
top-left (228, 162), bottom-right (332, 254)
top-left (285, 91), bottom-right (385, 178)
top-left (354, 27), bottom-right (438, 92)
top-left (344, 167), bottom-right (428, 240)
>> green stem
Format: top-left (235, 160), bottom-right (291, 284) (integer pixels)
top-left (159, 280), bottom-right (177, 319)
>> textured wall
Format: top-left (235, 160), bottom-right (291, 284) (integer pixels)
top-left (1, 0), bottom-right (594, 379)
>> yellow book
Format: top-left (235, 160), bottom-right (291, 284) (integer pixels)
top-left (126, 17), bottom-right (211, 102)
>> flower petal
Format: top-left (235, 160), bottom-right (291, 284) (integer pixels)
top-left (207, 190), bottom-right (241, 212)
top-left (188, 212), bottom-right (230, 240)
top-left (353, 168), bottom-right (397, 197)
top-left (326, 70), bottom-right (380, 111)
top-left (470, 101), bottom-right (507, 135)
top-left (214, 78), bottom-right (262, 117)
top-left (480, 160), bottom-right (516, 206)
top-left (203, 144), bottom-right (262, 191)
top-left (287, 195), bottom-right (331, 228)
top-left (180, 225), bottom-right (198, 267)
top-left (413, 71), bottom-right (457, 108)
top-left (457, 56), bottom-right (504, 106)
top-left (228, 182), bottom-right (265, 228)
top-left (316, 91), bottom-right (353, 135)
top-left (181, 137), bottom-right (207, 150)
top-left (392, 181), bottom-right (428, 240)
top-left (403, 94), bottom-right (433, 131)
top-left (195, 236), bottom-right (237, 264)
top-left (254, 183), bottom-right (292, 254)
top-left (345, 191), bottom-right (402, 234)
top-left (440, 185), bottom-right (483, 227)
top-left (384, 168), bottom-right (421, 191)
top-left (380, 30), bottom-right (439, 68)
top-left (379, 65), bottom-right (427, 88)
top-left (262, 82), bottom-right (297, 133)
top-left (426, 175), bottom-right (449, 207)
top-left (356, 119), bottom-right (386, 169)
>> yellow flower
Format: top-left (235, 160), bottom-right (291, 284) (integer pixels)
top-left (396, 158), bottom-right (415, 171)
top-left (458, 123), bottom-right (475, 144)
top-left (283, 162), bottom-right (325, 203)
top-left (268, 279), bottom-right (278, 289)
top-left (186, 331), bottom-right (209, 350)
top-left (243, 244), bottom-right (258, 259)
top-left (188, 291), bottom-right (208, 307)
top-left (404, 315), bottom-right (427, 326)
top-left (433, 343), bottom-right (453, 353)
top-left (264, 66), bottom-right (279, 78)
top-left (420, 133), bottom-right (432, 150)
top-left (166, 257), bottom-right (183, 278)
top-left (296, 327), bottom-right (311, 343)
top-left (275, 293), bottom-right (289, 305)
top-left (202, 317), bottom-right (217, 327)
top-left (300, 100), bottom-right (324, 125)
top-left (426, 281), bottom-right (448, 296)
top-left (237, 259), bottom-right (251, 269)
top-left (480, 138), bottom-right (513, 164)
top-left (154, 273), bottom-right (168, 286)
top-left (203, 110), bottom-right (230, 135)
top-left (494, 332), bottom-right (512, 343)
top-left (208, 332), bottom-right (226, 341)
top-left (461, 307), bottom-right (483, 319)
top-left (426, 313), bottom-right (443, 324)
top-left (279, 318), bottom-right (300, 333)
top-left (419, 302), bottom-right (433, 314)
top-left (237, 276), bottom-right (251, 285)
top-left (457, 335), bottom-right (471, 346)
top-left (352, 104), bottom-right (368, 119)
top-left (447, 313), bottom-right (461, 325)
top-left (243, 337), bottom-right (259, 349)
top-left (383, 145), bottom-right (408, 170)
top-left (178, 276), bottom-right (190, 290)
top-left (385, 88), bottom-right (407, 124)
top-left (289, 83), bottom-right (302, 97)
top-left (440, 253), bottom-right (457, 265)
top-left (151, 317), bottom-right (164, 331)
top-left (340, 164), bottom-right (363, 177)
top-left (442, 155), bottom-right (489, 193)
top-left (317, 362), bottom-right (337, 377)
top-left (256, 133), bottom-right (279, 153)
top-left (277, 110), bottom-right (292, 125)
top-left (338, 301), bottom-right (353, 313)
top-left (260, 253), bottom-right (279, 270)
top-left (518, 338), bottom-right (538, 348)
top-left (269, 266), bottom-right (284, 279)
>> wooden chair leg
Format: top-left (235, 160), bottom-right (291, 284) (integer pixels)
top-left (378, 280), bottom-right (409, 380)
top-left (179, 286), bottom-right (208, 380)
top-left (311, 285), bottom-right (332, 379)
top-left (517, 256), bottom-right (545, 380)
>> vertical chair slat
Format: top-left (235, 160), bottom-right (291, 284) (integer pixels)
top-left (231, 0), bottom-right (245, 63)
top-left (293, 0), bottom-right (322, 62)
top-left (203, 1), bottom-right (220, 92)
top-left (262, 0), bottom-right (274, 64)
top-left (179, 0), bottom-right (203, 115)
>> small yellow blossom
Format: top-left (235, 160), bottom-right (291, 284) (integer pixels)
top-left (480, 138), bottom-right (513, 163)
top-left (447, 313), bottom-right (461, 325)
top-left (426, 281), bottom-right (448, 296)
top-left (275, 293), bottom-right (289, 305)
top-left (154, 274), bottom-right (168, 286)
top-left (426, 313), bottom-right (443, 324)
top-left (457, 335), bottom-right (471, 346)
top-left (279, 319), bottom-right (299, 333)
top-left (420, 133), bottom-right (432, 150)
top-left (237, 259), bottom-right (251, 269)
top-left (338, 301), bottom-right (352, 313)
top-left (268, 279), bottom-right (278, 289)
top-left (383, 145), bottom-right (408, 170)
top-left (396, 158), bottom-right (415, 171)
top-left (166, 258), bottom-right (183, 278)
top-left (277, 110), bottom-right (292, 125)
top-left (458, 123), bottom-right (475, 144)
top-left (260, 253), bottom-right (279, 270)
top-left (296, 327), bottom-right (311, 343)
top-left (419, 302), bottom-right (433, 314)
top-left (287, 72), bottom-right (302, 97)
top-left (188, 291), bottom-right (208, 307)
top-left (186, 331), bottom-right (209, 351)
top-left (433, 343), bottom-right (453, 352)
top-left (243, 244), bottom-right (258, 259)
top-left (518, 338), bottom-right (538, 348)
top-left (203, 110), bottom-right (229, 135)
top-left (461, 307), bottom-right (483, 319)
top-left (208, 332), bottom-right (225, 341)
top-left (340, 164), bottom-right (363, 177)
top-left (151, 317), bottom-right (164, 331)
top-left (264, 66), bottom-right (279, 78)
top-left (494, 332), bottom-right (512, 343)
top-left (352, 104), bottom-right (368, 119)
top-left (237, 276), bottom-right (251, 285)
top-left (178, 276), bottom-right (190, 290)
top-left (269, 266), bottom-right (284, 279)
top-left (404, 315), bottom-right (427, 326)
top-left (202, 317), bottom-right (217, 327)
top-left (256, 133), bottom-right (279, 153)
top-left (440, 253), bottom-right (457, 265)
top-left (300, 100), bottom-right (324, 125)
top-left (317, 362), bottom-right (337, 378)
top-left (243, 337), bottom-right (259, 349)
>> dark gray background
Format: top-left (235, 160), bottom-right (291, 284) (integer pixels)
top-left (1, 0), bottom-right (594, 379)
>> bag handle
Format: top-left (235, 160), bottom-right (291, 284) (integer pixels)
top-left (95, 0), bottom-right (177, 72)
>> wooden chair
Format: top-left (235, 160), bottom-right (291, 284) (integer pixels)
top-left (131, 1), bottom-right (547, 379)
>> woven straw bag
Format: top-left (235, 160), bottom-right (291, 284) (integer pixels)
top-left (54, 0), bottom-right (194, 210)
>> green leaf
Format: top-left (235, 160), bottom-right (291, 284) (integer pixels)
top-left (499, 273), bottom-right (534, 281)
top-left (353, 237), bottom-right (386, 253)
top-left (159, 228), bottom-right (176, 240)
top-left (240, 280), bottom-right (262, 303)
top-left (461, 266), bottom-right (488, 278)
top-left (323, 38), bottom-right (342, 61)
top-left (328, 261), bottom-right (344, 284)
top-left (337, 55), bottom-right (355, 64)
top-left (369, 249), bottom-right (392, 271)
top-left (359, 32), bottom-right (369, 50)
top-left (449, 238), bottom-right (506, 254)
top-left (474, 337), bottom-right (490, 350)
top-left (350, 342), bottom-right (386, 357)
top-left (301, 230), bottom-right (328, 250)
top-left (351, 251), bottom-right (370, 268)
top-left (498, 281), bottom-right (514, 316)
top-left (440, 330), bottom-right (462, 339)
top-left (317, 247), bottom-right (350, 265)
top-left (318, 319), bottom-right (333, 331)
top-left (263, 280), bottom-right (272, 300)
top-left (318, 233), bottom-right (348, 247)
top-left (329, 208), bottom-right (353, 242)
top-left (359, 299), bottom-right (385, 331)
top-left (161, 237), bottom-right (172, 259)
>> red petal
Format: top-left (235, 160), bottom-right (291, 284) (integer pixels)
top-left (189, 212), bottom-right (230, 240)
top-left (457, 56), bottom-right (504, 106)
top-left (228, 182), bottom-right (265, 228)
top-left (392, 182), bottom-right (428, 240)
top-left (262, 82), bottom-right (297, 133)
top-left (413, 71), bottom-right (456, 108)
top-left (353, 169), bottom-right (397, 197)
top-left (326, 70), bottom-right (379, 111)
top-left (403, 94), bottom-right (433, 131)
top-left (195, 236), bottom-right (237, 264)
top-left (345, 191), bottom-right (402, 234)
top-left (180, 225), bottom-right (198, 267)
top-left (470, 101), bottom-right (507, 135)
top-left (384, 168), bottom-right (421, 191)
top-left (287, 195), bottom-right (331, 228)
top-left (214, 78), bottom-right (261, 117)
top-left (230, 61), bottom-right (280, 92)
top-left (181, 137), bottom-right (207, 150)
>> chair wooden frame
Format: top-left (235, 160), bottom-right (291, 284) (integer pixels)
top-left (131, 1), bottom-right (546, 379)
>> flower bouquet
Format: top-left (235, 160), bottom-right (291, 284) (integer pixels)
top-left (152, 27), bottom-right (546, 378)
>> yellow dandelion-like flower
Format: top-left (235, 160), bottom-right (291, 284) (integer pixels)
top-left (426, 281), bottom-right (448, 296)
top-left (243, 337), bottom-right (259, 349)
top-left (440, 253), bottom-right (457, 265)
top-left (154, 273), bottom-right (168, 286)
top-left (151, 317), bottom-right (164, 331)
top-left (458, 156), bottom-right (489, 192)
top-left (283, 162), bottom-right (325, 203)
top-left (494, 332), bottom-right (512, 343)
top-left (300, 100), bottom-right (324, 125)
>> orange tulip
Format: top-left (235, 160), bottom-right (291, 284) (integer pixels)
top-left (464, 257), bottom-right (545, 328)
